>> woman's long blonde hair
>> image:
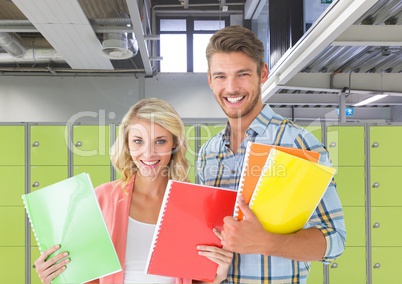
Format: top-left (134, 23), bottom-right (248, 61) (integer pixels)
top-left (111, 98), bottom-right (189, 188)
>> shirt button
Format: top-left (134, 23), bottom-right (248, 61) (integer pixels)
top-left (231, 170), bottom-right (236, 174)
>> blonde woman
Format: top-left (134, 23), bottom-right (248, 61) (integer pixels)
top-left (34, 98), bottom-right (232, 284)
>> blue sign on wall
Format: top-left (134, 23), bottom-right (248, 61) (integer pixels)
top-left (336, 107), bottom-right (355, 116)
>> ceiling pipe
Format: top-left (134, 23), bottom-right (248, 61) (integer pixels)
top-left (0, 32), bottom-right (26, 57)
top-left (0, 48), bottom-right (64, 63)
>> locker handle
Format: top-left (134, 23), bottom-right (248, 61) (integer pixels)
top-left (329, 142), bottom-right (336, 148)
top-left (330, 263), bottom-right (338, 269)
top-left (32, 141), bottom-right (40, 147)
top-left (373, 263), bottom-right (381, 269)
top-left (32, 181), bottom-right (40, 187)
top-left (75, 141), bottom-right (83, 147)
top-left (372, 182), bottom-right (380, 188)
top-left (373, 222), bottom-right (380, 228)
top-left (372, 142), bottom-right (379, 148)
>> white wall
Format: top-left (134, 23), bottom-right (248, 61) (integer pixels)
top-left (0, 73), bottom-right (225, 124)
top-left (0, 73), bottom-right (395, 124)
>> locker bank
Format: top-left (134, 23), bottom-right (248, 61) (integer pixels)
top-left (1, 0), bottom-right (402, 283)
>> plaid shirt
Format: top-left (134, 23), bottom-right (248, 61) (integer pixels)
top-left (197, 105), bottom-right (346, 283)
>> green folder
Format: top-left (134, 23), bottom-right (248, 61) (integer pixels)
top-left (22, 173), bottom-right (121, 283)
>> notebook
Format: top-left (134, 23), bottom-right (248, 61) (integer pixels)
top-left (145, 180), bottom-right (237, 282)
top-left (234, 141), bottom-right (321, 220)
top-left (22, 173), bottom-right (121, 283)
top-left (249, 148), bottom-right (336, 234)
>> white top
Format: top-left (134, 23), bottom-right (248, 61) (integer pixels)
top-left (124, 217), bottom-right (175, 284)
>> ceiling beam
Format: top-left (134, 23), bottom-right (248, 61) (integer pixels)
top-left (333, 25), bottom-right (402, 46)
top-left (262, 0), bottom-right (379, 102)
top-left (11, 0), bottom-right (113, 70)
top-left (126, 0), bottom-right (153, 76)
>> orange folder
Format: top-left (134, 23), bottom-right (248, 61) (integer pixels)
top-left (145, 180), bottom-right (237, 282)
top-left (234, 142), bottom-right (321, 221)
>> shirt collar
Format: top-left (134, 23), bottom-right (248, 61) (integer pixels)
top-left (222, 104), bottom-right (277, 143)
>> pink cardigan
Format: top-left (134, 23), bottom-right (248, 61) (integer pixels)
top-left (90, 175), bottom-right (192, 284)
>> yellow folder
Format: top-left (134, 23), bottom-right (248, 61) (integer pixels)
top-left (234, 142), bottom-right (321, 221)
top-left (249, 148), bottom-right (336, 234)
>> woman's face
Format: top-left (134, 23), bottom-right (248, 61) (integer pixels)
top-left (128, 120), bottom-right (175, 179)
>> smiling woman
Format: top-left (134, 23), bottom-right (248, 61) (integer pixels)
top-left (32, 98), bottom-right (233, 284)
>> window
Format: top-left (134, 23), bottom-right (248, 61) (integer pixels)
top-left (157, 17), bottom-right (228, 73)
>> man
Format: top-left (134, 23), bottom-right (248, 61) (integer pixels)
top-left (197, 25), bottom-right (346, 283)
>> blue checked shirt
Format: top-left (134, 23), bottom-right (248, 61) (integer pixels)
top-left (197, 105), bottom-right (346, 284)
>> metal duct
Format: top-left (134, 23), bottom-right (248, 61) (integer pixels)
top-left (102, 33), bottom-right (138, 60)
top-left (0, 32), bottom-right (27, 57)
top-left (0, 48), bottom-right (64, 63)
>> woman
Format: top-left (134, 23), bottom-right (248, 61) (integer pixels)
top-left (33, 98), bottom-right (232, 284)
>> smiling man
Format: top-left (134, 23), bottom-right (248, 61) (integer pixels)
top-left (197, 25), bottom-right (346, 284)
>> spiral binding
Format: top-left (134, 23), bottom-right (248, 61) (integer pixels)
top-left (22, 195), bottom-right (43, 253)
top-left (233, 142), bottom-right (252, 220)
top-left (146, 179), bottom-right (173, 272)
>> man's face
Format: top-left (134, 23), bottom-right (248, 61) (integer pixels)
top-left (207, 52), bottom-right (268, 119)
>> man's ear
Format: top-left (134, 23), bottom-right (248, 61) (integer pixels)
top-left (260, 63), bottom-right (269, 84)
top-left (207, 70), bottom-right (213, 89)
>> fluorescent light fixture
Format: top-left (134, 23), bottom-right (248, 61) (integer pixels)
top-left (353, 94), bottom-right (388, 106)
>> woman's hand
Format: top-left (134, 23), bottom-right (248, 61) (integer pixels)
top-left (197, 228), bottom-right (233, 284)
top-left (33, 245), bottom-right (70, 284)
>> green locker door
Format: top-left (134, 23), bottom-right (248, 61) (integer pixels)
top-left (370, 167), bottom-right (402, 207)
top-left (0, 125), bottom-right (25, 165)
top-left (334, 167), bottom-right (365, 207)
top-left (342, 207), bottom-right (366, 246)
top-left (326, 126), bottom-right (365, 167)
top-left (371, 207), bottom-right (402, 247)
top-left (328, 247), bottom-right (366, 284)
top-left (370, 126), bottom-right (402, 166)
top-left (30, 166), bottom-right (69, 192)
top-left (30, 166), bottom-right (69, 246)
top-left (0, 166), bottom-right (25, 206)
top-left (73, 165), bottom-right (111, 188)
top-left (73, 125), bottom-right (110, 165)
top-left (199, 124), bottom-right (225, 149)
top-left (371, 247), bottom-right (402, 283)
top-left (0, 247), bottom-right (25, 283)
top-left (31, 247), bottom-right (42, 284)
top-left (185, 125), bottom-right (197, 183)
top-left (30, 125), bottom-right (68, 165)
top-left (0, 125), bottom-right (26, 283)
top-left (302, 124), bottom-right (322, 142)
top-left (308, 261), bottom-right (324, 283)
top-left (0, 207), bottom-right (25, 246)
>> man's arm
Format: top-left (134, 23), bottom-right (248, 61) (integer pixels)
top-left (221, 195), bottom-right (346, 262)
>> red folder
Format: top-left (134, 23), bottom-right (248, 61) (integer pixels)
top-left (145, 180), bottom-right (237, 282)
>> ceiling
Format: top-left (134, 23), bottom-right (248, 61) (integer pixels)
top-left (0, 0), bottom-right (402, 108)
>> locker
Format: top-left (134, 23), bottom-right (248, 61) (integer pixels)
top-left (328, 247), bottom-right (366, 284)
top-left (371, 247), bottom-right (402, 283)
top-left (0, 125), bottom-right (25, 165)
top-left (327, 126), bottom-right (365, 167)
top-left (370, 126), bottom-right (402, 167)
top-left (370, 167), bottom-right (402, 207)
top-left (73, 165), bottom-right (111, 188)
top-left (0, 247), bottom-right (25, 283)
top-left (0, 166), bottom-right (25, 206)
top-left (334, 166), bottom-right (365, 207)
top-left (343, 207), bottom-right (365, 247)
top-left (185, 125), bottom-right (197, 183)
top-left (0, 207), bottom-right (25, 246)
top-left (371, 207), bottom-right (402, 247)
top-left (73, 125), bottom-right (110, 165)
top-left (30, 125), bottom-right (68, 165)
top-left (30, 166), bottom-right (69, 192)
